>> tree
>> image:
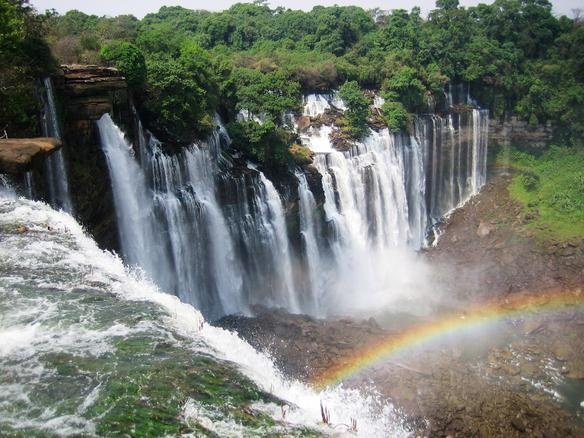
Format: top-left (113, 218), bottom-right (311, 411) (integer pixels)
top-left (142, 57), bottom-right (212, 145)
top-left (436, 0), bottom-right (460, 10)
top-left (381, 101), bottom-right (408, 132)
top-left (0, 0), bottom-right (54, 136)
top-left (231, 68), bottom-right (301, 123)
top-left (339, 80), bottom-right (370, 139)
top-left (382, 66), bottom-right (426, 112)
top-left (228, 119), bottom-right (293, 169)
top-left (100, 41), bottom-right (146, 88)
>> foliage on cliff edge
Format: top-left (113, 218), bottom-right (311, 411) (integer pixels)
top-left (0, 0), bottom-right (55, 137)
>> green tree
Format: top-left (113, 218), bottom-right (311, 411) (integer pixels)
top-left (142, 57), bottom-right (211, 145)
top-left (381, 101), bottom-right (408, 132)
top-left (382, 66), bottom-right (426, 112)
top-left (227, 119), bottom-right (293, 169)
top-left (100, 42), bottom-right (146, 88)
top-left (339, 80), bottom-right (370, 139)
top-left (0, 0), bottom-right (54, 136)
top-left (231, 68), bottom-right (301, 123)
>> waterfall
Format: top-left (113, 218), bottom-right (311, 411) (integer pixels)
top-left (97, 114), bottom-right (158, 274)
top-left (99, 113), bottom-right (303, 318)
top-left (258, 172), bottom-right (300, 311)
top-left (291, 92), bottom-right (489, 314)
top-left (23, 172), bottom-right (33, 198)
top-left (415, 108), bottom-right (490, 223)
top-left (302, 129), bottom-right (432, 315)
top-left (312, 129), bottom-right (414, 250)
top-left (98, 113), bottom-right (245, 319)
top-left (296, 172), bottom-right (325, 315)
top-left (302, 92), bottom-right (346, 118)
top-left (97, 88), bottom-right (488, 319)
top-left (41, 77), bottom-right (73, 213)
top-left (303, 94), bottom-right (331, 117)
top-left (472, 109), bottom-right (489, 193)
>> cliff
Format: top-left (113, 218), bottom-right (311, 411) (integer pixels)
top-left (0, 138), bottom-right (62, 174)
top-left (53, 64), bottom-right (134, 251)
top-left (489, 116), bottom-right (554, 150)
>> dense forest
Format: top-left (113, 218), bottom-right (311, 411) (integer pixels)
top-left (2, 0), bottom-right (584, 167)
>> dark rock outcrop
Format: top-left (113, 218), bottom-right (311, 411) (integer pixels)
top-left (489, 116), bottom-right (554, 150)
top-left (52, 65), bottom-right (134, 251)
top-left (0, 138), bottom-right (61, 174)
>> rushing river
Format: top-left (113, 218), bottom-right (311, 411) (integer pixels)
top-left (0, 192), bottom-right (406, 437)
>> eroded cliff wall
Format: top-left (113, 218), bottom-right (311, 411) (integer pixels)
top-left (53, 65), bottom-right (133, 250)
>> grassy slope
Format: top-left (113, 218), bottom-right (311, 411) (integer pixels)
top-left (497, 145), bottom-right (584, 242)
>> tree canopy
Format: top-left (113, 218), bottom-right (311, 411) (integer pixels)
top-left (4, 1), bottom-right (584, 165)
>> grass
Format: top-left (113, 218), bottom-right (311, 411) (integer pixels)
top-left (496, 145), bottom-right (584, 242)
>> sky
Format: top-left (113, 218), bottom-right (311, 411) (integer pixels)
top-left (29, 0), bottom-right (584, 19)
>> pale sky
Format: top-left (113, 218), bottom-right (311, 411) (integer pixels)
top-left (30, 0), bottom-right (584, 19)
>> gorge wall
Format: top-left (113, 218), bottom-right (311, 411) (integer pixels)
top-left (489, 116), bottom-right (554, 151)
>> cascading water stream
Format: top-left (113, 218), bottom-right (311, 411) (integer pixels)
top-left (98, 113), bottom-right (304, 319)
top-left (98, 114), bottom-right (246, 319)
top-left (296, 171), bottom-right (326, 315)
top-left (41, 77), bottom-right (73, 213)
top-left (256, 172), bottom-right (300, 312)
top-left (97, 88), bottom-right (488, 319)
top-left (294, 91), bottom-right (489, 314)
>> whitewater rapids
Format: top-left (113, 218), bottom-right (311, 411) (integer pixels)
top-left (0, 192), bottom-right (406, 437)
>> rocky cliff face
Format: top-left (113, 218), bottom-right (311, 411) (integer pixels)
top-left (489, 116), bottom-right (554, 150)
top-left (53, 65), bottom-right (134, 251)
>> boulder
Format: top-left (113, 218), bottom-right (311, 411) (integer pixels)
top-left (0, 138), bottom-right (62, 174)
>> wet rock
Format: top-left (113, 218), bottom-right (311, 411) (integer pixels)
top-left (329, 128), bottom-right (353, 152)
top-left (511, 415), bottom-right (527, 432)
top-left (296, 115), bottom-right (311, 130)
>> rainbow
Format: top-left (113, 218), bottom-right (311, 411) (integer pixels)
top-left (313, 289), bottom-right (584, 388)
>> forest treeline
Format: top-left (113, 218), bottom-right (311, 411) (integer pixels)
top-left (1, 0), bottom-right (583, 167)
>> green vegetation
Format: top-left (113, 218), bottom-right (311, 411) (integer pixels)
top-left (499, 145), bottom-right (584, 241)
top-left (3, 1), bottom-right (584, 168)
top-left (0, 0), bottom-right (54, 137)
top-left (100, 41), bottom-right (146, 88)
top-left (338, 80), bottom-right (370, 139)
top-left (289, 144), bottom-right (314, 165)
top-left (381, 101), bottom-right (409, 133)
top-left (227, 120), bottom-right (294, 169)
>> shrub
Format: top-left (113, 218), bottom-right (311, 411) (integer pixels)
top-left (519, 171), bottom-right (540, 192)
top-left (549, 191), bottom-right (580, 213)
top-left (381, 100), bottom-right (408, 133)
top-left (100, 41), bottom-right (146, 88)
top-left (227, 120), bottom-right (293, 169)
top-left (338, 80), bottom-right (370, 140)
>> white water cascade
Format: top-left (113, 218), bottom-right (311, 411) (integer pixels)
top-left (98, 114), bottom-right (304, 318)
top-left (97, 87), bottom-right (488, 319)
top-left (295, 92), bottom-right (489, 314)
top-left (299, 92), bottom-right (489, 244)
top-left (98, 114), bottom-right (246, 318)
top-left (0, 194), bottom-right (406, 437)
top-left (296, 171), bottom-right (326, 314)
top-left (41, 77), bottom-right (73, 212)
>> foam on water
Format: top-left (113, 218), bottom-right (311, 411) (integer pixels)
top-left (0, 195), bottom-right (406, 437)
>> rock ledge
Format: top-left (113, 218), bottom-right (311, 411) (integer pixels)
top-left (0, 138), bottom-right (62, 174)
